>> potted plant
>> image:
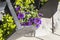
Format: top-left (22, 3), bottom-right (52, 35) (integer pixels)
top-left (0, 0), bottom-right (58, 40)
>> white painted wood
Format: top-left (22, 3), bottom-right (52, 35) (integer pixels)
top-left (53, 2), bottom-right (60, 35)
top-left (35, 18), bottom-right (52, 37)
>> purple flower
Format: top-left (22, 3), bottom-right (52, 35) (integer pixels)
top-left (34, 18), bottom-right (41, 25)
top-left (21, 21), bottom-right (32, 26)
top-left (38, 13), bottom-right (43, 16)
top-left (29, 18), bottom-right (34, 23)
top-left (15, 6), bottom-right (20, 11)
top-left (36, 25), bottom-right (40, 28)
top-left (17, 13), bottom-right (24, 20)
top-left (20, 22), bottom-right (26, 26)
top-left (25, 12), bottom-right (30, 14)
top-left (25, 21), bottom-right (32, 26)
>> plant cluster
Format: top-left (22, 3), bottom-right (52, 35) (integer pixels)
top-left (0, 0), bottom-right (48, 40)
top-left (15, 0), bottom-right (47, 28)
top-left (0, 14), bottom-right (16, 40)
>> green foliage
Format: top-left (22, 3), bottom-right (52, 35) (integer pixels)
top-left (40, 0), bottom-right (48, 5)
top-left (0, 14), bottom-right (16, 40)
top-left (40, 0), bottom-right (48, 2)
top-left (15, 0), bottom-right (34, 10)
top-left (15, 0), bottom-right (37, 22)
top-left (15, 0), bottom-right (34, 6)
top-left (15, 0), bottom-right (48, 18)
top-left (15, 0), bottom-right (48, 24)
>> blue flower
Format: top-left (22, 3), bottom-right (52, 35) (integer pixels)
top-left (17, 13), bottom-right (24, 20)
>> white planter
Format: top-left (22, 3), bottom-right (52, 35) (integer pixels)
top-left (35, 18), bottom-right (52, 37)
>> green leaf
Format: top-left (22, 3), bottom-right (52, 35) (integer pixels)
top-left (0, 14), bottom-right (16, 40)
top-left (0, 29), bottom-right (3, 33)
top-left (15, 0), bottom-right (22, 5)
top-left (10, 24), bottom-right (16, 29)
top-left (0, 34), bottom-right (3, 37)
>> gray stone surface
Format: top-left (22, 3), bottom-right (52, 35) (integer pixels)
top-left (0, 2), bottom-right (6, 11)
top-left (6, 0), bottom-right (22, 30)
top-left (0, 13), bottom-right (3, 20)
